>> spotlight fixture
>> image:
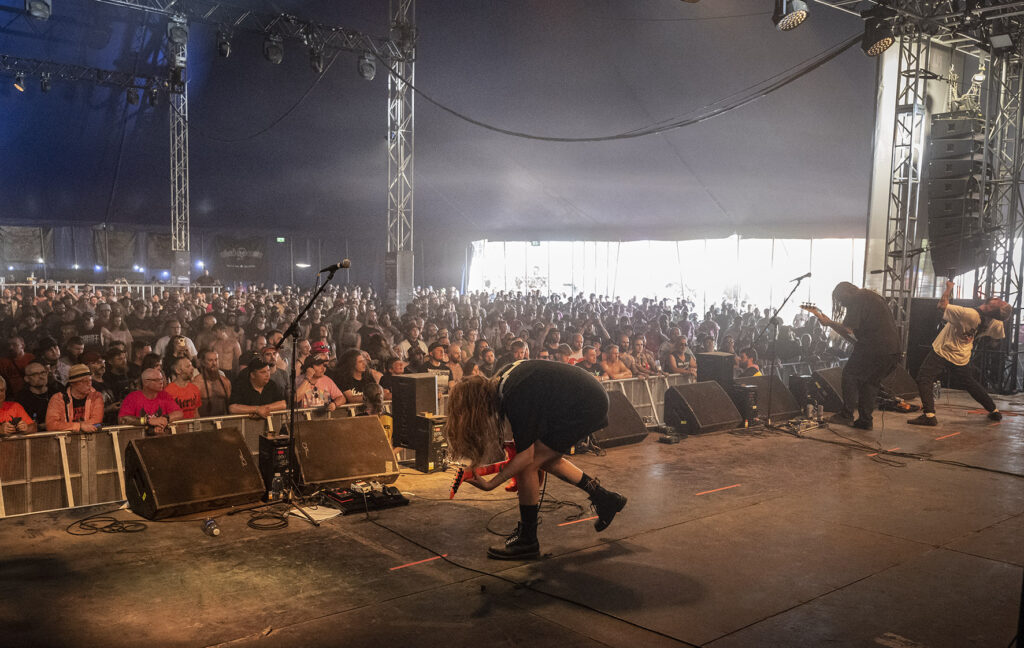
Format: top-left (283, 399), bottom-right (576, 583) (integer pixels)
top-left (357, 53), bottom-right (376, 81)
top-left (127, 87), bottom-right (140, 105)
top-left (14, 72), bottom-right (26, 92)
top-left (40, 73), bottom-right (51, 92)
top-left (309, 46), bottom-right (325, 74)
top-left (216, 31), bottom-right (232, 58)
top-left (167, 17), bottom-right (189, 46)
top-left (25, 0), bottom-right (51, 20)
top-left (860, 5), bottom-right (895, 56)
top-left (772, 0), bottom-right (808, 31)
top-left (170, 66), bottom-right (184, 87)
top-left (147, 85), bottom-right (159, 107)
top-left (988, 26), bottom-right (1015, 53)
top-left (263, 34), bottom-right (284, 64)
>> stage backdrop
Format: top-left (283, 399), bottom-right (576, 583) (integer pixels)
top-left (92, 227), bottom-right (136, 270)
top-left (215, 236), bottom-right (267, 281)
top-left (1, 226), bottom-right (53, 264)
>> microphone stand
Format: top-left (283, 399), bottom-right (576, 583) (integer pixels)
top-left (228, 269), bottom-right (339, 527)
top-left (752, 275), bottom-right (807, 427)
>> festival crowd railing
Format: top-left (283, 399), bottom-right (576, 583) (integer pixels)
top-left (1, 281), bottom-right (169, 300)
top-left (0, 373), bottom-right (695, 519)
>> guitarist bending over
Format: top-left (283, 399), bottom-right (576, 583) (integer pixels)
top-left (444, 360), bottom-right (627, 560)
top-left (804, 282), bottom-right (900, 431)
top-left (908, 281), bottom-right (1011, 426)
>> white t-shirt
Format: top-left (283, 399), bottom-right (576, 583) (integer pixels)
top-left (932, 304), bottom-right (1004, 366)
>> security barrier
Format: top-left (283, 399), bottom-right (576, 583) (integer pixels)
top-left (0, 373), bottom-right (695, 518)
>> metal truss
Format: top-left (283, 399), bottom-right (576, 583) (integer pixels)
top-left (0, 54), bottom-right (168, 91)
top-left (169, 42), bottom-right (190, 257)
top-left (881, 36), bottom-right (932, 366)
top-left (386, 0), bottom-right (415, 253)
top-left (975, 54), bottom-right (1024, 392)
top-left (93, 0), bottom-right (406, 61)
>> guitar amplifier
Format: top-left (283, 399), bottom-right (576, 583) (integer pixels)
top-left (411, 414), bottom-right (448, 473)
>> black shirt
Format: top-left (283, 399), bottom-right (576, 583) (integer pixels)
top-left (497, 361), bottom-right (609, 453)
top-left (15, 386), bottom-right (58, 427)
top-left (229, 376), bottom-right (285, 407)
top-left (842, 289), bottom-right (900, 356)
top-left (336, 372), bottom-right (378, 395)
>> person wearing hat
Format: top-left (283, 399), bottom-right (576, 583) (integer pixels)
top-left (45, 363), bottom-right (104, 433)
top-left (295, 355), bottom-right (345, 410)
top-left (421, 341), bottom-right (454, 392)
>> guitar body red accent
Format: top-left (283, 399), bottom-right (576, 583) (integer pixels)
top-left (449, 444), bottom-right (518, 499)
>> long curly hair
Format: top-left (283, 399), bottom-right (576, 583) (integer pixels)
top-left (443, 375), bottom-right (502, 466)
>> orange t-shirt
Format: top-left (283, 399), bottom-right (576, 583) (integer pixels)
top-left (0, 400), bottom-right (31, 425)
top-left (163, 382), bottom-right (202, 420)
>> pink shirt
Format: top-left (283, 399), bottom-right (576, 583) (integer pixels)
top-left (295, 376), bottom-right (343, 408)
top-left (118, 390), bottom-right (182, 419)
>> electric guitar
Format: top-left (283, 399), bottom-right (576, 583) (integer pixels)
top-left (449, 444), bottom-right (518, 499)
top-left (799, 302), bottom-right (825, 321)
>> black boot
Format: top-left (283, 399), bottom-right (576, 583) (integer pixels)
top-left (588, 481), bottom-right (627, 532)
top-left (487, 522), bottom-right (540, 560)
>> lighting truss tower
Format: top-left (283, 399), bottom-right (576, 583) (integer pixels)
top-left (881, 35), bottom-right (932, 365)
top-left (168, 34), bottom-right (190, 281)
top-left (387, 0), bottom-right (415, 254)
top-left (976, 55), bottom-right (1024, 392)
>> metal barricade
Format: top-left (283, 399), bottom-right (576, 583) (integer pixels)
top-left (0, 375), bottom-right (692, 518)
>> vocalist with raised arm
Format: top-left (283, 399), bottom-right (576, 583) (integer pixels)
top-left (803, 282), bottom-right (900, 430)
top-left (907, 280), bottom-right (1011, 426)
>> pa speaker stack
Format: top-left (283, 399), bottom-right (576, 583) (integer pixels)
top-left (926, 112), bottom-right (990, 277)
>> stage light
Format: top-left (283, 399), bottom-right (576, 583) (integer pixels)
top-left (263, 34), bottom-right (284, 64)
top-left (133, 265), bottom-right (140, 271)
top-left (14, 73), bottom-right (26, 92)
top-left (147, 86), bottom-right (159, 107)
top-left (310, 47), bottom-right (325, 74)
top-left (72, 264), bottom-right (80, 270)
top-left (989, 27), bottom-right (1015, 53)
top-left (94, 265), bottom-right (103, 272)
top-left (127, 87), bottom-right (139, 105)
top-left (217, 32), bottom-right (232, 58)
top-left (160, 270), bottom-right (170, 278)
top-left (139, 266), bottom-right (145, 273)
top-left (167, 17), bottom-right (188, 46)
top-left (40, 73), bottom-right (50, 92)
top-left (6, 266), bottom-right (13, 271)
top-left (860, 6), bottom-right (895, 57)
top-left (295, 263), bottom-right (311, 269)
top-left (196, 260), bottom-right (205, 269)
top-left (772, 0), bottom-right (808, 31)
top-left (358, 53), bottom-right (376, 80)
top-left (25, 0), bottom-right (50, 20)
top-left (37, 257), bottom-right (44, 263)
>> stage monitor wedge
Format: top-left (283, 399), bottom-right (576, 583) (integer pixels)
top-left (124, 429), bottom-right (265, 520)
top-left (664, 381), bottom-right (742, 435)
top-left (592, 391), bottom-right (648, 448)
top-left (291, 416), bottom-right (400, 489)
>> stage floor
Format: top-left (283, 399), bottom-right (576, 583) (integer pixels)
top-left (1, 390), bottom-right (1022, 648)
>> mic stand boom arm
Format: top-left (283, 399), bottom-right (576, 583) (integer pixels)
top-left (752, 275), bottom-right (806, 426)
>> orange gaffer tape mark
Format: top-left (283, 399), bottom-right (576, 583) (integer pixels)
top-left (934, 432), bottom-right (960, 440)
top-left (557, 515), bottom-right (598, 527)
top-left (867, 447), bottom-right (900, 457)
top-left (696, 484), bottom-right (741, 496)
top-left (390, 554), bottom-right (448, 571)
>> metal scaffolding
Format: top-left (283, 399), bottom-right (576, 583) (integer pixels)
top-left (386, 0), bottom-right (415, 254)
top-left (881, 36), bottom-right (931, 365)
top-left (977, 55), bottom-right (1024, 392)
top-left (168, 40), bottom-right (190, 269)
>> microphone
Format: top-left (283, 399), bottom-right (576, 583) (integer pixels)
top-left (790, 272), bottom-right (812, 282)
top-left (318, 259), bottom-right (351, 274)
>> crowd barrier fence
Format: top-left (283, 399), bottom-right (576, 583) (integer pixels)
top-left (0, 373), bottom-right (698, 519)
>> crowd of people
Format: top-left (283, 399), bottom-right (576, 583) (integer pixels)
top-left (0, 281), bottom-right (850, 435)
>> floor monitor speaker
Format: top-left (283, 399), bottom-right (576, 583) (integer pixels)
top-left (592, 391), bottom-right (648, 448)
top-left (663, 381), bottom-right (742, 435)
top-left (731, 375), bottom-right (800, 421)
top-left (881, 365), bottom-right (920, 401)
top-left (291, 416), bottom-right (400, 489)
top-left (810, 367), bottom-right (845, 412)
top-left (124, 429), bottom-right (265, 520)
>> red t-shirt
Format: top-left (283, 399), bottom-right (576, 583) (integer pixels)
top-left (163, 382), bottom-right (202, 419)
top-left (118, 390), bottom-right (182, 420)
top-left (0, 400), bottom-right (30, 425)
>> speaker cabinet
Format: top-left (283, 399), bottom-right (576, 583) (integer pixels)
top-left (927, 158), bottom-right (983, 179)
top-left (881, 365), bottom-right (919, 401)
top-left (664, 381), bottom-right (742, 435)
top-left (592, 391), bottom-right (648, 448)
top-left (810, 367), bottom-right (845, 412)
top-left (291, 416), bottom-right (399, 489)
top-left (731, 375), bottom-right (800, 421)
top-left (928, 138), bottom-right (983, 160)
top-left (124, 429), bottom-right (265, 520)
top-left (696, 351), bottom-right (735, 388)
top-left (391, 373), bottom-right (438, 448)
